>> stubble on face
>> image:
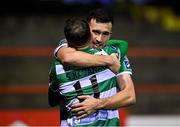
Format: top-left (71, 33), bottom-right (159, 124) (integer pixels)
top-left (88, 19), bottom-right (112, 49)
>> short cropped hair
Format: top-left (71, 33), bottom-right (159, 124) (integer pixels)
top-left (86, 8), bottom-right (114, 24)
top-left (64, 17), bottom-right (91, 48)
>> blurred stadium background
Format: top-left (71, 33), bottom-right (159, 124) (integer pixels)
top-left (0, 0), bottom-right (180, 126)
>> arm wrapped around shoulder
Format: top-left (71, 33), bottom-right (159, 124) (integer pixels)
top-left (107, 40), bottom-right (128, 57)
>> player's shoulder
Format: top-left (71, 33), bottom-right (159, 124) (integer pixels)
top-left (58, 38), bottom-right (67, 45)
top-left (54, 38), bottom-right (68, 57)
top-left (107, 39), bottom-right (128, 46)
top-left (107, 39), bottom-right (128, 57)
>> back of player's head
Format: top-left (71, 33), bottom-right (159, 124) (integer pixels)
top-left (64, 17), bottom-right (91, 48)
top-left (86, 8), bottom-right (114, 24)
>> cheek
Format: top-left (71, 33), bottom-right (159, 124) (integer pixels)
top-left (91, 33), bottom-right (96, 38)
top-left (103, 36), bottom-right (110, 42)
top-left (91, 34), bottom-right (97, 41)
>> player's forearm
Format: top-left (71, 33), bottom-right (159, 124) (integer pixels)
top-left (97, 89), bottom-right (136, 109)
top-left (96, 75), bottom-right (136, 109)
top-left (59, 48), bottom-right (113, 67)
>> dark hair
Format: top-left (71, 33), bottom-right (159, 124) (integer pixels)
top-left (86, 8), bottom-right (114, 24)
top-left (64, 17), bottom-right (91, 48)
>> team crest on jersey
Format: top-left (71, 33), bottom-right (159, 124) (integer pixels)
top-left (125, 60), bottom-right (131, 69)
top-left (111, 45), bottom-right (118, 51)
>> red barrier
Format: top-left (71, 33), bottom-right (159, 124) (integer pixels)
top-left (0, 47), bottom-right (180, 58)
top-left (0, 109), bottom-right (59, 126)
top-left (119, 108), bottom-right (128, 126)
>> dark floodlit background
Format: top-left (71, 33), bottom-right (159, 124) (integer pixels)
top-left (0, 0), bottom-right (180, 126)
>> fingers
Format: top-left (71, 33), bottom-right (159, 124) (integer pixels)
top-left (71, 95), bottom-right (90, 108)
top-left (71, 107), bottom-right (89, 119)
top-left (71, 107), bottom-right (83, 113)
top-left (77, 95), bottom-right (90, 100)
top-left (70, 95), bottom-right (92, 119)
top-left (75, 110), bottom-right (90, 119)
top-left (75, 110), bottom-right (85, 116)
top-left (71, 95), bottom-right (91, 112)
top-left (111, 53), bottom-right (118, 58)
top-left (71, 103), bottom-right (82, 108)
top-left (77, 113), bottom-right (88, 119)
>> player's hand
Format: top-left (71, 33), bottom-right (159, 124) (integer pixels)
top-left (109, 53), bottom-right (121, 74)
top-left (71, 95), bottom-right (100, 119)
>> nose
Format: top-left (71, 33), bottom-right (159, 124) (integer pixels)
top-left (96, 34), bottom-right (103, 43)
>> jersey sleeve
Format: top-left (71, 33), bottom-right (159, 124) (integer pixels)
top-left (54, 38), bottom-right (68, 58)
top-left (107, 40), bottom-right (128, 57)
top-left (117, 55), bottom-right (132, 76)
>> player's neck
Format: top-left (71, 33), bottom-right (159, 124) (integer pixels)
top-left (76, 44), bottom-right (90, 50)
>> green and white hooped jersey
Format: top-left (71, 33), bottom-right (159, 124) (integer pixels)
top-left (50, 40), bottom-right (132, 126)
